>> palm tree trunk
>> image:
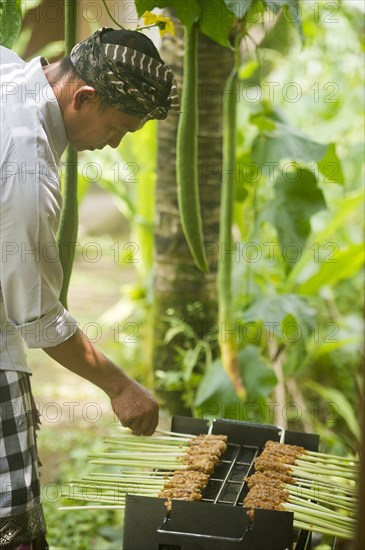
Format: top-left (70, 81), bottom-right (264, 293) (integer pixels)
top-left (153, 18), bottom-right (234, 415)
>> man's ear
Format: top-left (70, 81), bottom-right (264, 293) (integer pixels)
top-left (72, 85), bottom-right (98, 110)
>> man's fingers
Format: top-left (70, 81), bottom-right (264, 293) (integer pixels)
top-left (110, 382), bottom-right (159, 436)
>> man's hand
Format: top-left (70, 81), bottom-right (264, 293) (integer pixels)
top-left (44, 328), bottom-right (159, 435)
top-left (110, 377), bottom-right (159, 436)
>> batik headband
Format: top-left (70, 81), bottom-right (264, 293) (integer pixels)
top-left (70, 27), bottom-right (180, 122)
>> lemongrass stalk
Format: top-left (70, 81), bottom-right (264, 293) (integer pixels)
top-left (291, 510), bottom-right (354, 539)
top-left (295, 459), bottom-right (358, 476)
top-left (109, 435), bottom-right (189, 444)
top-left (89, 459), bottom-right (186, 470)
top-left (88, 472), bottom-right (169, 479)
top-left (299, 454), bottom-right (358, 469)
top-left (105, 448), bottom-right (185, 456)
top-left (292, 477), bottom-right (357, 496)
top-left (119, 427), bottom-right (193, 440)
top-left (89, 453), bottom-right (184, 462)
top-left (288, 496), bottom-right (355, 524)
top-left (59, 505), bottom-right (125, 510)
top-left (70, 480), bottom-right (162, 490)
top-left (62, 493), bottom-right (127, 502)
top-left (104, 440), bottom-right (187, 451)
top-left (290, 468), bottom-right (355, 486)
top-left (155, 429), bottom-right (194, 438)
top-left (70, 488), bottom-right (163, 495)
top-left (110, 439), bottom-right (185, 445)
top-left (286, 504), bottom-right (355, 530)
top-left (306, 450), bottom-right (359, 463)
top-left (291, 463), bottom-right (356, 480)
top-left (81, 477), bottom-right (164, 486)
top-left (69, 485), bottom-right (159, 496)
top-left (64, 496), bottom-right (128, 504)
top-left (287, 487), bottom-right (356, 512)
top-left (89, 452), bottom-right (183, 460)
top-left (293, 520), bottom-right (354, 541)
top-left (284, 484), bottom-right (357, 506)
top-left (297, 457), bottom-right (358, 473)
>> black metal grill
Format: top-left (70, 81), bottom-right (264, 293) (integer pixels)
top-left (122, 416), bottom-right (334, 550)
top-left (201, 443), bottom-right (258, 506)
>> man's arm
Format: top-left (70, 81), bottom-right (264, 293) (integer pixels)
top-left (44, 328), bottom-right (159, 435)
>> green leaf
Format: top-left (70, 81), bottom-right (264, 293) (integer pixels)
top-left (281, 313), bottom-right (299, 341)
top-left (223, 0), bottom-right (254, 18)
top-left (264, 0), bottom-right (290, 13)
top-left (239, 346), bottom-right (277, 399)
top-left (265, 167), bottom-right (326, 266)
top-left (264, 0), bottom-right (300, 16)
top-left (198, 0), bottom-right (235, 47)
top-left (164, 326), bottom-right (185, 343)
top-left (182, 345), bottom-right (203, 381)
top-left (284, 1), bottom-right (303, 41)
top-left (250, 113), bottom-right (277, 132)
top-left (252, 121), bottom-right (329, 172)
top-left (304, 380), bottom-right (361, 442)
top-left (238, 59), bottom-right (260, 79)
top-left (318, 143), bottom-right (345, 185)
top-left (298, 243), bottom-right (365, 294)
top-left (135, 0), bottom-right (200, 29)
top-left (285, 191), bottom-right (364, 291)
top-left (195, 345), bottom-right (276, 408)
top-left (0, 0), bottom-right (22, 48)
top-left (243, 294), bottom-right (315, 339)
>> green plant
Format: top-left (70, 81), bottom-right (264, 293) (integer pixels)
top-left (218, 40), bottom-right (247, 397)
top-left (155, 304), bottom-right (216, 411)
top-left (0, 0), bottom-right (22, 48)
top-left (57, 0), bottom-right (78, 308)
top-left (176, 21), bottom-right (208, 272)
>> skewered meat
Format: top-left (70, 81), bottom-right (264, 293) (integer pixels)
top-left (264, 441), bottom-right (304, 456)
top-left (255, 457), bottom-right (292, 474)
top-left (164, 471), bottom-right (209, 490)
top-left (246, 472), bottom-right (286, 490)
top-left (159, 434), bottom-right (227, 509)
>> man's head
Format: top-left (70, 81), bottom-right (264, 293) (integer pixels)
top-left (46, 28), bottom-right (179, 151)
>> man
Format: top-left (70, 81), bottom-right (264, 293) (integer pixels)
top-left (0, 27), bottom-right (179, 549)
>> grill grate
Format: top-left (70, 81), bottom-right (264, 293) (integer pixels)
top-left (202, 443), bottom-right (259, 506)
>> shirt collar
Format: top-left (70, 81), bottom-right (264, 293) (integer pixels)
top-left (24, 56), bottom-right (68, 163)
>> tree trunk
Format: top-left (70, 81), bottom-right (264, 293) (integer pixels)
top-left (153, 18), bottom-right (234, 415)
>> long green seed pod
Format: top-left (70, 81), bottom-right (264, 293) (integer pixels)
top-left (217, 47), bottom-right (246, 399)
top-left (176, 23), bottom-right (209, 273)
top-left (57, 0), bottom-right (78, 308)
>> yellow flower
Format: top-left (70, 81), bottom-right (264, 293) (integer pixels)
top-left (143, 11), bottom-right (157, 26)
top-left (142, 11), bottom-right (175, 37)
top-left (156, 16), bottom-right (175, 37)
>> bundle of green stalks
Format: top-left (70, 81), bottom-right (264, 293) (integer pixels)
top-left (60, 430), bottom-right (228, 511)
top-left (243, 441), bottom-right (359, 541)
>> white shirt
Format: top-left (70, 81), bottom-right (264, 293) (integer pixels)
top-left (0, 46), bottom-right (78, 372)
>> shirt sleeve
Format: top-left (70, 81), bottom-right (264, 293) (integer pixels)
top-left (0, 147), bottom-right (78, 349)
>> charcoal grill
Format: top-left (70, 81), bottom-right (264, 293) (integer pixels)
top-left (123, 416), bottom-right (336, 550)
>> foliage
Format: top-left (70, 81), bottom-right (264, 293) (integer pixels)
top-left (155, 303), bottom-right (215, 410)
top-left (176, 22), bottom-right (209, 272)
top-left (193, 0), bottom-right (364, 454)
top-left (135, 0), bottom-right (301, 47)
top-left (38, 416), bottom-right (124, 549)
top-left (0, 0), bottom-right (22, 48)
top-left (89, 0), bottom-right (364, 455)
top-left (94, 120), bottom-right (157, 280)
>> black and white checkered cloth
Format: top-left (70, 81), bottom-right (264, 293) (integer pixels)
top-left (0, 370), bottom-right (47, 547)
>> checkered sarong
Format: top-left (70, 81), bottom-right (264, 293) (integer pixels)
top-left (0, 371), bottom-right (47, 547)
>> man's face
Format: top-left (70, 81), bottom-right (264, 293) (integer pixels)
top-left (63, 87), bottom-right (144, 152)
